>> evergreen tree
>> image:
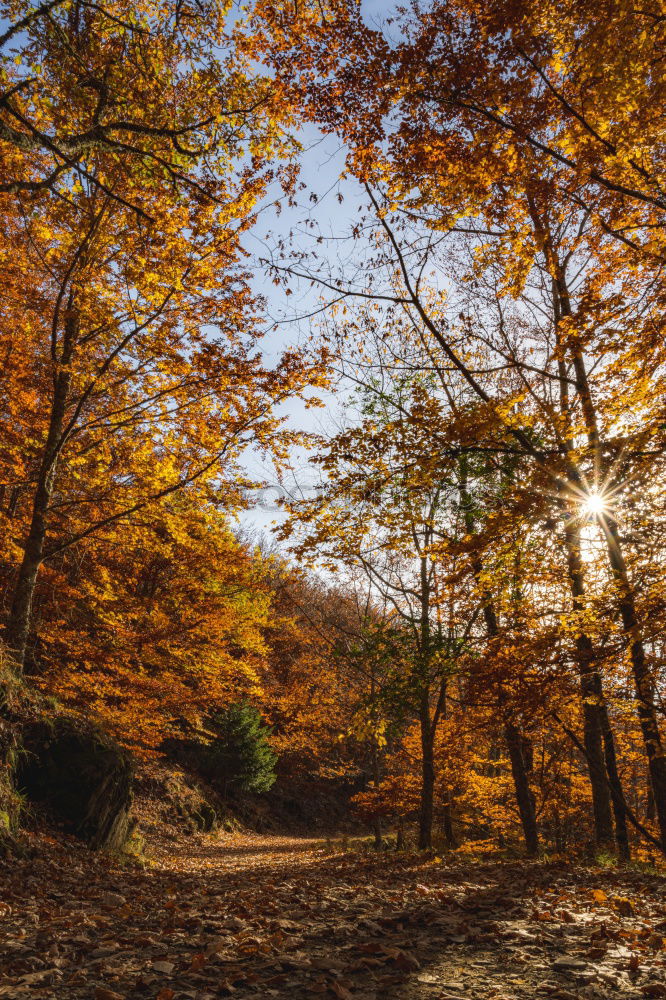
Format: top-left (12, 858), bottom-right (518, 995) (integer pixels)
top-left (208, 703), bottom-right (277, 796)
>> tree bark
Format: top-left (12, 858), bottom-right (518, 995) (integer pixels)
top-left (504, 721), bottom-right (538, 855)
top-left (562, 521), bottom-right (615, 849)
top-left (371, 740), bottom-right (382, 849)
top-left (600, 516), bottom-right (666, 853)
top-left (539, 220), bottom-right (636, 857)
top-left (599, 699), bottom-right (631, 861)
top-left (6, 309), bottom-right (77, 667)
top-left (647, 775), bottom-right (656, 822)
top-left (372, 817), bottom-right (383, 850)
top-left (418, 705), bottom-right (435, 850)
top-left (442, 799), bottom-right (456, 847)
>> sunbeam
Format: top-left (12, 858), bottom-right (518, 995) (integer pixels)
top-left (582, 492), bottom-right (607, 517)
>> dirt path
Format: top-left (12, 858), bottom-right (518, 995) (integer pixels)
top-left (1, 830), bottom-right (666, 999)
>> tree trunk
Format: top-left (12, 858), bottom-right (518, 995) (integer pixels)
top-left (647, 775), bottom-right (655, 822)
top-left (372, 817), bottom-right (383, 850)
top-left (418, 707), bottom-right (434, 850)
top-left (504, 721), bottom-right (538, 856)
top-left (6, 349), bottom-right (74, 667)
top-left (371, 742), bottom-right (382, 849)
top-left (580, 684), bottom-right (615, 849)
top-left (600, 517), bottom-right (666, 853)
top-left (537, 217), bottom-right (619, 851)
top-left (553, 806), bottom-right (565, 854)
top-left (563, 522), bottom-right (615, 850)
top-left (442, 798), bottom-right (456, 847)
top-left (598, 691), bottom-right (631, 861)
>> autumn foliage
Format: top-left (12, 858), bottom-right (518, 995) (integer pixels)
top-left (1, 0), bottom-right (666, 864)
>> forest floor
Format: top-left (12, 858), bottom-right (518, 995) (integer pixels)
top-left (2, 829), bottom-right (666, 1000)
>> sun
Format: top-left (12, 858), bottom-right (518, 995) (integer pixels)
top-left (582, 492), bottom-right (606, 516)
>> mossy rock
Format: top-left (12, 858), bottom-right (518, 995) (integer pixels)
top-left (0, 717), bottom-right (25, 854)
top-left (192, 800), bottom-right (217, 832)
top-left (161, 770), bottom-right (220, 834)
top-left (17, 716), bottom-right (134, 850)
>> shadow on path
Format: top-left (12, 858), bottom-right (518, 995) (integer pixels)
top-left (1, 832), bottom-right (665, 999)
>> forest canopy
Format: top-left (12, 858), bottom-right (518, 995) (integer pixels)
top-left (1, 0), bottom-right (666, 865)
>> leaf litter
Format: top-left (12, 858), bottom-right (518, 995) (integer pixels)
top-left (2, 830), bottom-right (666, 999)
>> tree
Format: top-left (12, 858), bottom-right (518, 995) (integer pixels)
top-left (0, 3), bottom-right (324, 671)
top-left (32, 498), bottom-right (274, 749)
top-left (252, 0), bottom-right (666, 854)
top-left (0, 0), bottom-right (289, 210)
top-left (206, 702), bottom-right (278, 796)
top-left (280, 361), bottom-right (487, 849)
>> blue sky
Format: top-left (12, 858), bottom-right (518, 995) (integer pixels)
top-left (235, 0), bottom-right (402, 539)
top-left (239, 128), bottom-right (357, 537)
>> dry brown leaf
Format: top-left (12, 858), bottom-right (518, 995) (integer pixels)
top-left (641, 984), bottom-right (666, 999)
top-left (394, 949), bottom-right (421, 972)
top-left (330, 982), bottom-right (353, 1000)
top-left (152, 960), bottom-right (175, 974)
top-left (614, 898), bottom-right (634, 917)
top-left (649, 933), bottom-right (664, 952)
top-left (94, 989), bottom-right (125, 1000)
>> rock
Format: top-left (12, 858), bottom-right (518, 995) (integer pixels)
top-left (153, 960), bottom-right (175, 974)
top-left (552, 956), bottom-right (588, 971)
top-left (0, 715), bottom-right (24, 852)
top-left (143, 765), bottom-right (220, 836)
top-left (192, 800), bottom-right (217, 832)
top-left (17, 715), bottom-right (134, 850)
